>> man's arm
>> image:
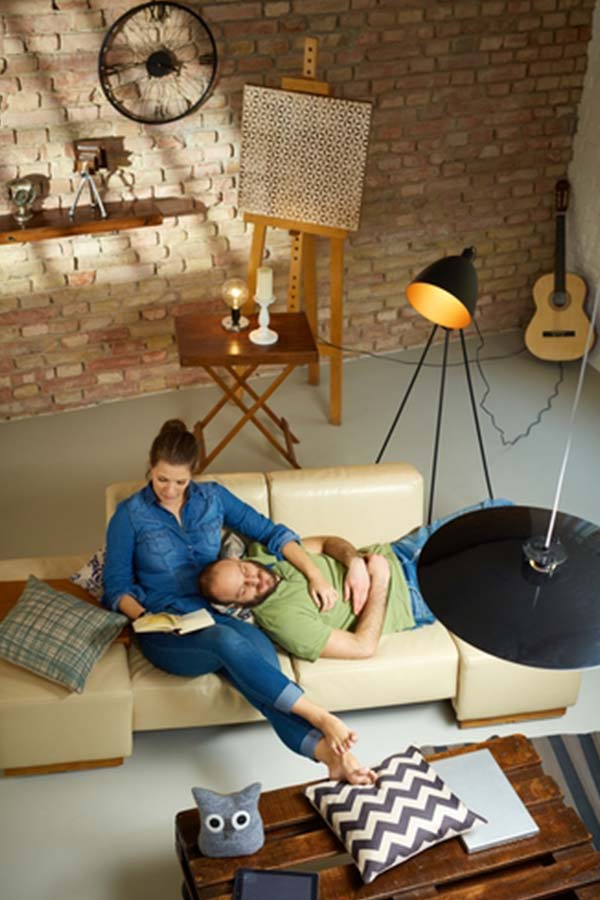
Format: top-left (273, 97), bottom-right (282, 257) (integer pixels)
top-left (302, 535), bottom-right (370, 614)
top-left (320, 554), bottom-right (391, 659)
top-left (281, 540), bottom-right (338, 611)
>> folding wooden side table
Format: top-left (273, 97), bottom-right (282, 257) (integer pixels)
top-left (175, 312), bottom-right (319, 471)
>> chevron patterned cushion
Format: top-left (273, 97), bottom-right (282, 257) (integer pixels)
top-left (305, 746), bottom-right (485, 884)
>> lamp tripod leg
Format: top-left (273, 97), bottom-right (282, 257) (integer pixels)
top-left (375, 325), bottom-right (438, 464)
top-left (427, 329), bottom-right (449, 524)
top-left (459, 329), bottom-right (493, 500)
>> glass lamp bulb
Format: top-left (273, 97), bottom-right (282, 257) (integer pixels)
top-left (221, 278), bottom-right (249, 310)
top-left (221, 278), bottom-right (250, 331)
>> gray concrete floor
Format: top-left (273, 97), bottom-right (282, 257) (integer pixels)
top-left (2, 329), bottom-right (600, 558)
top-left (1, 330), bottom-right (600, 900)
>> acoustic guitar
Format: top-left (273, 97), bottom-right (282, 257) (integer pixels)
top-left (525, 179), bottom-right (594, 361)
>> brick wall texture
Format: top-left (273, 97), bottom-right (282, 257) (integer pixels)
top-left (0, 0), bottom-right (595, 419)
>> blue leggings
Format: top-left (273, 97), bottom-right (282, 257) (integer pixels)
top-left (137, 612), bottom-right (321, 760)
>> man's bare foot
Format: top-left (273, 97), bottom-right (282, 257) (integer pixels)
top-left (316, 711), bottom-right (357, 756)
top-left (327, 749), bottom-right (377, 785)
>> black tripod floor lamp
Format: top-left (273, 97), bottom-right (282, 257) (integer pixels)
top-left (379, 246), bottom-right (600, 671)
top-left (418, 280), bottom-right (600, 671)
top-left (375, 247), bottom-right (493, 524)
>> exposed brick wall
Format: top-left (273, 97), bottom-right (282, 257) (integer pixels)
top-left (0, 0), bottom-right (595, 419)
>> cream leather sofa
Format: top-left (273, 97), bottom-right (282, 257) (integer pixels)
top-left (0, 463), bottom-right (581, 775)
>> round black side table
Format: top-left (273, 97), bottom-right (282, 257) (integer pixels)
top-left (417, 505), bottom-right (600, 670)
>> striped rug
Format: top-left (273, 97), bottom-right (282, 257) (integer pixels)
top-left (421, 732), bottom-right (600, 851)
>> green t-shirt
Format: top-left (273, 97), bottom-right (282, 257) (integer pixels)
top-left (246, 542), bottom-right (414, 662)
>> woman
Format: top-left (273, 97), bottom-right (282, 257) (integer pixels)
top-left (102, 419), bottom-right (375, 784)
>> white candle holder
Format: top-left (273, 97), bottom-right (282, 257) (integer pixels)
top-left (249, 293), bottom-right (278, 345)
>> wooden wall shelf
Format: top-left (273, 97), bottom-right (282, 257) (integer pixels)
top-left (0, 201), bottom-right (163, 245)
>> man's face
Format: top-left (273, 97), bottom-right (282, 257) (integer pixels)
top-left (209, 559), bottom-right (279, 606)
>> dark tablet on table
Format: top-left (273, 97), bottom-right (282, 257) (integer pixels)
top-left (233, 868), bottom-right (319, 900)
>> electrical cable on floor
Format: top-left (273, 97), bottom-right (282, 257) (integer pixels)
top-left (471, 319), bottom-right (565, 447)
top-left (317, 327), bottom-right (565, 448)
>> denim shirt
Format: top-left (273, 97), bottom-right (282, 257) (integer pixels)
top-left (102, 481), bottom-right (300, 615)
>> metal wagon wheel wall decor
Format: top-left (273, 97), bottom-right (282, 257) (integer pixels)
top-left (98, 1), bottom-right (218, 125)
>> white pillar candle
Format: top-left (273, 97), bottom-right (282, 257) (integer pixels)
top-left (256, 266), bottom-right (273, 300)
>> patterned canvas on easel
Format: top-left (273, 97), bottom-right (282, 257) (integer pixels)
top-left (239, 85), bottom-right (372, 232)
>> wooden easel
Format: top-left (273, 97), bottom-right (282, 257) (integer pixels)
top-left (243, 38), bottom-right (348, 425)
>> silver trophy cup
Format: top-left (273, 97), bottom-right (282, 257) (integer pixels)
top-left (7, 178), bottom-right (38, 225)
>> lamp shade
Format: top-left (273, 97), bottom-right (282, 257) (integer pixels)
top-left (406, 247), bottom-right (478, 330)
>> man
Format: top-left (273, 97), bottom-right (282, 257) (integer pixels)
top-left (199, 536), bottom-right (418, 662)
top-left (200, 499), bottom-right (511, 662)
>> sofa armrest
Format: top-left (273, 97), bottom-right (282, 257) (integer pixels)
top-left (451, 634), bottom-right (581, 724)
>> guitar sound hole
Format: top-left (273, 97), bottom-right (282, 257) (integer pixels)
top-left (542, 330), bottom-right (576, 338)
top-left (551, 291), bottom-right (570, 310)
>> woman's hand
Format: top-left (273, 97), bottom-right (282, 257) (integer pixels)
top-left (343, 556), bottom-right (370, 615)
top-left (117, 593), bottom-right (146, 621)
top-left (308, 574), bottom-right (338, 612)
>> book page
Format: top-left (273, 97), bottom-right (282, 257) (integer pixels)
top-left (132, 612), bottom-right (177, 633)
top-left (133, 608), bottom-right (215, 634)
top-left (177, 608), bottom-right (215, 634)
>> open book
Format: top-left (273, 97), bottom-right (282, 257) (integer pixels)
top-left (133, 607), bottom-right (215, 635)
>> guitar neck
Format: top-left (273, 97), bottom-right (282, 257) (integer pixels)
top-left (555, 212), bottom-right (566, 294)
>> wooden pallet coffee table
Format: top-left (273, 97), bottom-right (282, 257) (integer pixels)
top-left (175, 734), bottom-right (600, 900)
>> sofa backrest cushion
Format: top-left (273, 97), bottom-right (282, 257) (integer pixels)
top-left (267, 463), bottom-right (423, 545)
top-left (0, 555), bottom-right (89, 582)
top-left (105, 472), bottom-right (270, 524)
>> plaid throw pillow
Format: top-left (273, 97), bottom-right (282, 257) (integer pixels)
top-left (305, 746), bottom-right (485, 884)
top-left (0, 575), bottom-right (127, 693)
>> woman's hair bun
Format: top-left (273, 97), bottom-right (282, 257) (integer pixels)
top-left (149, 418), bottom-right (198, 472)
top-left (159, 418), bottom-right (188, 436)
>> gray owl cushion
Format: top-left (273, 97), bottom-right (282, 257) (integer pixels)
top-left (192, 782), bottom-right (264, 858)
